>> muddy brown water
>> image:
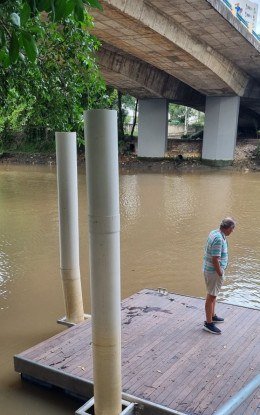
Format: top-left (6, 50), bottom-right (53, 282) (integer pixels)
top-left (0, 165), bottom-right (259, 414)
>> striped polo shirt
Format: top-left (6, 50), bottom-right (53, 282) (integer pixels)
top-left (203, 229), bottom-right (228, 273)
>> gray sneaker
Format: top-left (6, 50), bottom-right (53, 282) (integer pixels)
top-left (203, 322), bottom-right (221, 335)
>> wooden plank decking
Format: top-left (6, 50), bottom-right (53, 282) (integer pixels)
top-left (14, 289), bottom-right (260, 415)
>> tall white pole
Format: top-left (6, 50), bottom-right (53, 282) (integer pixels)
top-left (55, 132), bottom-right (84, 324)
top-left (84, 110), bottom-right (122, 415)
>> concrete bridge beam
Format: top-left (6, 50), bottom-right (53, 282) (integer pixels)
top-left (97, 46), bottom-right (205, 110)
top-left (94, 0), bottom-right (250, 97)
top-left (91, 0), bottom-right (260, 120)
top-left (202, 96), bottom-right (240, 166)
top-left (138, 99), bottom-right (168, 158)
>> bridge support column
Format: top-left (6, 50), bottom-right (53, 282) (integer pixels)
top-left (202, 96), bottom-right (240, 166)
top-left (138, 99), bottom-right (168, 158)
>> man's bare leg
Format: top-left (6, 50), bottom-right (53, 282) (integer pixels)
top-left (212, 296), bottom-right (217, 319)
top-left (205, 294), bottom-right (216, 323)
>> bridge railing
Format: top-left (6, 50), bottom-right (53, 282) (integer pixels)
top-left (220, 0), bottom-right (260, 41)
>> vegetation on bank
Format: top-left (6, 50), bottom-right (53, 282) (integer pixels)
top-left (0, 0), bottom-right (110, 154)
top-left (0, 0), bottom-right (137, 155)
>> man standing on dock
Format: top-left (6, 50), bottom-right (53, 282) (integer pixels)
top-left (203, 217), bottom-right (236, 334)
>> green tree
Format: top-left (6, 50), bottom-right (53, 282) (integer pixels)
top-left (117, 90), bottom-right (124, 140)
top-left (0, 18), bottom-right (115, 150)
top-left (111, 92), bottom-right (138, 140)
top-left (122, 94), bottom-right (136, 112)
top-left (169, 104), bottom-right (187, 125)
top-left (121, 95), bottom-right (138, 140)
top-left (0, 0), bottom-right (119, 152)
top-left (0, 0), bottom-right (102, 66)
top-left (169, 103), bottom-right (204, 136)
top-left (130, 98), bottom-right (138, 140)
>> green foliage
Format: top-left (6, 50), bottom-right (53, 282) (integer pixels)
top-left (108, 92), bottom-right (137, 138)
top-left (169, 103), bottom-right (204, 127)
top-left (122, 94), bottom-right (136, 111)
top-left (169, 104), bottom-right (186, 125)
top-left (0, 88), bottom-right (31, 131)
top-left (0, 0), bottom-right (140, 154)
top-left (0, 0), bottom-right (102, 66)
top-left (0, 7), bottom-right (117, 152)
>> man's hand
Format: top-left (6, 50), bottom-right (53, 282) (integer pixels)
top-left (212, 256), bottom-right (223, 277)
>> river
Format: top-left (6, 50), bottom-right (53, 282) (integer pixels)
top-left (0, 164), bottom-right (259, 414)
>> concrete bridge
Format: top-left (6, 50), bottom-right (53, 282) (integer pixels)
top-left (91, 0), bottom-right (260, 164)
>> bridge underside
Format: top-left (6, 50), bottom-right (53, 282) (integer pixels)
top-left (92, 0), bottom-right (260, 163)
top-left (97, 45), bottom-right (205, 110)
top-left (92, 1), bottom-right (260, 107)
top-left (97, 46), bottom-right (260, 129)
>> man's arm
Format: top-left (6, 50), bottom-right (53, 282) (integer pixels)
top-left (212, 256), bottom-right (223, 276)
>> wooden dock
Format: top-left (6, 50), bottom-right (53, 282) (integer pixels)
top-left (14, 289), bottom-right (259, 415)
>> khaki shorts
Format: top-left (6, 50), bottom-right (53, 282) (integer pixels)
top-left (204, 270), bottom-right (225, 297)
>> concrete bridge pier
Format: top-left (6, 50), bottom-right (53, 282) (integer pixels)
top-left (202, 96), bottom-right (240, 166)
top-left (137, 99), bottom-right (168, 158)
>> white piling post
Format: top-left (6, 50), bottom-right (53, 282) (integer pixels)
top-left (84, 110), bottom-right (122, 415)
top-left (55, 132), bottom-right (84, 325)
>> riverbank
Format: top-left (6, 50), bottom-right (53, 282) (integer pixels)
top-left (0, 139), bottom-right (259, 172)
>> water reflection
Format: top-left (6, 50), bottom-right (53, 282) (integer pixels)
top-left (0, 166), bottom-right (260, 415)
top-left (163, 175), bottom-right (196, 223)
top-left (120, 175), bottom-right (140, 225)
top-left (0, 249), bottom-right (11, 304)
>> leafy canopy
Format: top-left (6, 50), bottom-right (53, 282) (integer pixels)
top-left (0, 16), bottom-right (117, 149)
top-left (0, 0), bottom-right (119, 152)
top-left (0, 0), bottom-right (102, 66)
